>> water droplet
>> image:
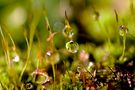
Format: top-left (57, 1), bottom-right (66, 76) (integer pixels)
top-left (12, 54), bottom-right (20, 62)
top-left (45, 50), bottom-right (60, 64)
top-left (119, 25), bottom-right (128, 36)
top-left (11, 52), bottom-right (20, 62)
top-left (87, 62), bottom-right (94, 69)
top-left (31, 69), bottom-right (50, 84)
top-left (66, 40), bottom-right (79, 53)
top-left (25, 82), bottom-right (33, 90)
top-left (63, 25), bottom-right (74, 38)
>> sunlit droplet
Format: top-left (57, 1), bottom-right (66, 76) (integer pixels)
top-left (66, 40), bottom-right (79, 53)
top-left (63, 25), bottom-right (74, 38)
top-left (119, 25), bottom-right (128, 36)
top-left (87, 62), bottom-right (94, 69)
top-left (45, 50), bottom-right (60, 64)
top-left (11, 52), bottom-right (20, 62)
top-left (12, 54), bottom-right (20, 62)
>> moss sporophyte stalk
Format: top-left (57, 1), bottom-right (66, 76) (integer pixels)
top-left (118, 25), bottom-right (128, 62)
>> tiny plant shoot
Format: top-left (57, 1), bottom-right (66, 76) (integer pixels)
top-left (119, 25), bottom-right (128, 62)
top-left (63, 11), bottom-right (79, 53)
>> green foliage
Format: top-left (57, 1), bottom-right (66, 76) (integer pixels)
top-left (0, 0), bottom-right (135, 90)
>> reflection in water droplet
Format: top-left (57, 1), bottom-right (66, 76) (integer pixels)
top-left (66, 40), bottom-right (79, 53)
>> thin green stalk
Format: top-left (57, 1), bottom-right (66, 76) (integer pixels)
top-left (8, 32), bottom-right (16, 50)
top-left (60, 75), bottom-right (63, 90)
top-left (52, 63), bottom-right (56, 83)
top-left (119, 35), bottom-right (126, 61)
top-left (0, 81), bottom-right (8, 90)
top-left (0, 26), bottom-right (10, 67)
top-left (19, 34), bottom-right (30, 81)
top-left (19, 11), bottom-right (41, 80)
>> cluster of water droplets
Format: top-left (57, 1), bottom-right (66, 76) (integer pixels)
top-left (63, 17), bottom-right (79, 53)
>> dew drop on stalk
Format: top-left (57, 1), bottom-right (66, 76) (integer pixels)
top-left (66, 40), bottom-right (79, 53)
top-left (119, 25), bottom-right (128, 36)
top-left (12, 54), bottom-right (20, 62)
top-left (11, 52), bottom-right (20, 62)
top-left (63, 25), bottom-right (74, 38)
top-left (45, 50), bottom-right (60, 64)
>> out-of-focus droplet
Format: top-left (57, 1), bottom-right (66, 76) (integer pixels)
top-left (45, 50), bottom-right (60, 64)
top-left (63, 25), bottom-right (74, 38)
top-left (87, 62), bottom-right (94, 69)
top-left (66, 40), bottom-right (79, 53)
top-left (11, 52), bottom-right (20, 62)
top-left (25, 82), bottom-right (33, 90)
top-left (31, 69), bottom-right (50, 84)
top-left (12, 54), bottom-right (20, 62)
top-left (119, 25), bottom-right (128, 36)
top-left (7, 7), bottom-right (27, 28)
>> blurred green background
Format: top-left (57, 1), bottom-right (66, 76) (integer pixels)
top-left (0, 0), bottom-right (135, 89)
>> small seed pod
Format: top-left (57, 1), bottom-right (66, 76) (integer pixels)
top-left (66, 40), bottom-right (79, 53)
top-left (119, 25), bottom-right (128, 36)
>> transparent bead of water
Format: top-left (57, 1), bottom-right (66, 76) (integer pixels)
top-left (45, 50), bottom-right (60, 64)
top-left (66, 40), bottom-right (79, 53)
top-left (63, 25), bottom-right (74, 38)
top-left (119, 25), bottom-right (128, 36)
top-left (11, 52), bottom-right (20, 62)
